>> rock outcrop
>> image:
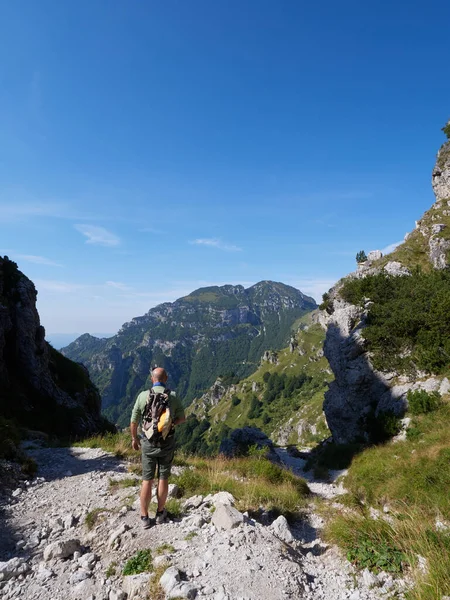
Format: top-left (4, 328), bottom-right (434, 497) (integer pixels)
top-left (321, 137), bottom-right (450, 444)
top-left (0, 257), bottom-right (104, 437)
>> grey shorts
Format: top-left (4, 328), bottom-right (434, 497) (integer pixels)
top-left (141, 438), bottom-right (175, 481)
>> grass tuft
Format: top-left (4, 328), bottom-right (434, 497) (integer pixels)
top-left (85, 507), bottom-right (110, 531)
top-left (122, 549), bottom-right (152, 576)
top-left (155, 543), bottom-right (175, 555)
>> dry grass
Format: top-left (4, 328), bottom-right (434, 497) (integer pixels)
top-left (171, 453), bottom-right (309, 516)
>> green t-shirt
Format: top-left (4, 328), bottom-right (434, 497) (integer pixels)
top-left (130, 384), bottom-right (185, 426)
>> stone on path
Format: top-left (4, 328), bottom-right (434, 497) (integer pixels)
top-left (160, 566), bottom-right (181, 594)
top-left (108, 523), bottom-right (129, 548)
top-left (211, 503), bottom-right (244, 531)
top-left (269, 515), bottom-right (293, 543)
top-left (123, 573), bottom-right (152, 599)
top-left (43, 538), bottom-right (81, 561)
top-left (0, 557), bottom-right (30, 580)
top-left (183, 495), bottom-right (204, 509)
top-left (204, 491), bottom-right (235, 506)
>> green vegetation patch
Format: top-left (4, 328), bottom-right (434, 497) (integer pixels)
top-left (155, 543), bottom-right (175, 555)
top-left (340, 269), bottom-right (450, 374)
top-left (407, 389), bottom-right (442, 415)
top-left (85, 508), bottom-right (110, 530)
top-left (122, 549), bottom-right (153, 576)
top-left (344, 401), bottom-right (450, 517)
top-left (327, 515), bottom-right (408, 573)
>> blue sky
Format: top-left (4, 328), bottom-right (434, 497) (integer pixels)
top-left (1, 1), bottom-right (449, 335)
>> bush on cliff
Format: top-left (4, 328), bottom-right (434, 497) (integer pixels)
top-left (340, 268), bottom-right (450, 374)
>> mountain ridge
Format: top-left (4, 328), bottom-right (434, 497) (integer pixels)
top-left (62, 280), bottom-right (317, 427)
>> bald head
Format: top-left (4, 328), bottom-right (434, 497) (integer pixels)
top-left (151, 367), bottom-right (168, 384)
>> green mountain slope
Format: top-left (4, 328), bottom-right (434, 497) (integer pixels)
top-left (181, 312), bottom-right (332, 454)
top-left (62, 281), bottom-right (317, 427)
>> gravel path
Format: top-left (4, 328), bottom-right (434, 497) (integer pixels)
top-left (0, 445), bottom-right (407, 600)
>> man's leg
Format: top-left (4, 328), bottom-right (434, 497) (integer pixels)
top-left (140, 480), bottom-right (153, 516)
top-left (157, 478), bottom-right (168, 512)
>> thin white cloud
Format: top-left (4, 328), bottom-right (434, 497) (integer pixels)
top-left (106, 281), bottom-right (133, 291)
top-left (381, 240), bottom-right (403, 255)
top-left (190, 238), bottom-right (242, 252)
top-left (15, 254), bottom-right (62, 267)
top-left (0, 202), bottom-right (70, 223)
top-left (75, 224), bottom-right (120, 247)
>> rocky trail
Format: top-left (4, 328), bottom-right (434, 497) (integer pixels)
top-left (0, 444), bottom-right (408, 600)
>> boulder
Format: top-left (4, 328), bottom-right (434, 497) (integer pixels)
top-left (0, 557), bottom-right (30, 581)
top-left (211, 503), bottom-right (244, 531)
top-left (269, 515), bottom-right (293, 543)
top-left (43, 538), bottom-right (81, 561)
top-left (183, 495), bottom-right (204, 509)
top-left (108, 523), bottom-right (129, 548)
top-left (160, 566), bottom-right (181, 594)
top-left (123, 573), bottom-right (152, 599)
top-left (383, 261), bottom-right (411, 276)
top-left (203, 491), bottom-right (235, 507)
top-left (367, 250), bottom-right (383, 261)
top-left (219, 426), bottom-right (275, 458)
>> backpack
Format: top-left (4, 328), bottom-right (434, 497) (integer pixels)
top-left (142, 388), bottom-right (174, 445)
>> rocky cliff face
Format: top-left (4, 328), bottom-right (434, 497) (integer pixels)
top-left (0, 257), bottom-right (103, 436)
top-left (320, 137), bottom-right (450, 444)
top-left (63, 281), bottom-right (317, 427)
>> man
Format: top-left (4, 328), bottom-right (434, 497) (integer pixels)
top-left (130, 366), bottom-right (186, 528)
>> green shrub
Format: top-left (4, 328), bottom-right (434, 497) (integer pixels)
top-left (122, 549), bottom-right (152, 576)
top-left (340, 269), bottom-right (450, 374)
top-left (367, 410), bottom-right (402, 443)
top-left (231, 395), bottom-right (241, 406)
top-left (407, 389), bottom-right (442, 415)
top-left (442, 121), bottom-right (450, 140)
top-left (356, 250), bottom-right (368, 264)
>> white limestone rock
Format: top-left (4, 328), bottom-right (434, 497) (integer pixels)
top-left (160, 566), bottom-right (181, 594)
top-left (122, 573), bottom-right (152, 599)
top-left (0, 557), bottom-right (30, 581)
top-left (211, 503), bottom-right (244, 531)
top-left (43, 538), bottom-right (81, 561)
top-left (204, 491), bottom-right (235, 507)
top-left (383, 261), bottom-right (411, 276)
top-left (367, 250), bottom-right (383, 261)
top-left (269, 515), bottom-right (293, 543)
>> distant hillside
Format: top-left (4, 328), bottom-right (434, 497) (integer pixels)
top-left (179, 311), bottom-right (332, 455)
top-left (62, 281), bottom-right (317, 427)
top-left (47, 333), bottom-right (114, 350)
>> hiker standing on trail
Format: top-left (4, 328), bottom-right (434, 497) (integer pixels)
top-left (130, 366), bottom-right (186, 528)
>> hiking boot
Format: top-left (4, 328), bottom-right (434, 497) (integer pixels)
top-left (141, 516), bottom-right (153, 529)
top-left (155, 508), bottom-right (167, 524)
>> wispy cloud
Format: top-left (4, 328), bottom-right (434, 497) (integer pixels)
top-left (106, 281), bottom-right (133, 291)
top-left (16, 254), bottom-right (62, 267)
top-left (75, 224), bottom-right (120, 247)
top-left (0, 202), bottom-right (70, 223)
top-left (190, 238), bottom-right (242, 252)
top-left (381, 240), bottom-right (403, 255)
